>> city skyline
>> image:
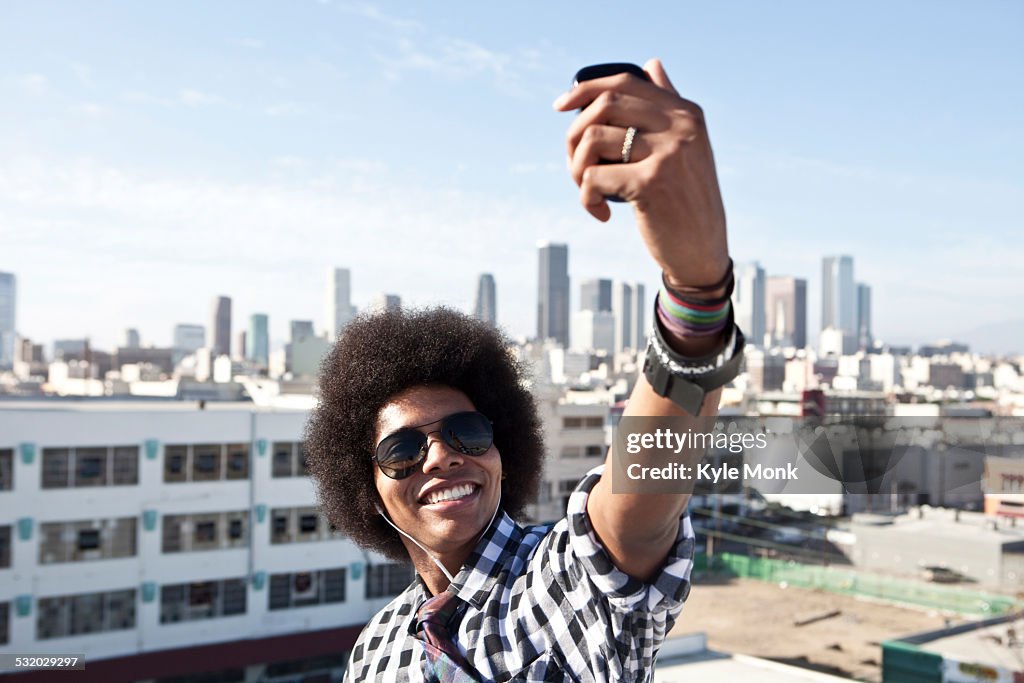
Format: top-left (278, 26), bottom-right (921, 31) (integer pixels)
top-left (1, 2), bottom-right (1021, 353)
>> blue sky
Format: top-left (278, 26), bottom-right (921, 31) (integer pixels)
top-left (1, 1), bottom-right (1021, 352)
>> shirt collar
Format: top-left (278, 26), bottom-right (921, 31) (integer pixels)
top-left (446, 510), bottom-right (523, 610)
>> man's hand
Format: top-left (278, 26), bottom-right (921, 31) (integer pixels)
top-left (553, 58), bottom-right (730, 290)
top-left (556, 59), bottom-right (730, 581)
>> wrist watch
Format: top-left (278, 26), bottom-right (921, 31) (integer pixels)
top-left (642, 308), bottom-right (746, 415)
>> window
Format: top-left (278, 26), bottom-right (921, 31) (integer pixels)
top-left (272, 443), bottom-right (294, 477)
top-left (562, 417), bottom-right (583, 429)
top-left (537, 481), bottom-right (552, 504)
top-left (365, 563), bottom-right (414, 599)
top-left (299, 514), bottom-right (318, 534)
top-left (271, 512), bottom-right (290, 543)
top-left (39, 518), bottom-right (137, 564)
top-left (221, 579), bottom-right (246, 616)
top-left (584, 416), bottom-right (604, 428)
top-left (112, 447), bottom-right (139, 485)
top-left (165, 446), bottom-right (188, 482)
top-left (42, 449), bottom-right (70, 489)
top-left (70, 593), bottom-right (104, 635)
top-left (162, 512), bottom-right (246, 553)
top-left (160, 578), bottom-right (247, 623)
top-left (162, 515), bottom-right (184, 553)
top-left (269, 568), bottom-right (346, 610)
top-left (558, 479), bottom-right (579, 493)
top-left (74, 448), bottom-right (107, 487)
top-left (270, 507), bottom-right (340, 544)
top-left (194, 521), bottom-right (217, 544)
top-left (585, 445), bottom-right (605, 458)
top-left (561, 446), bottom-right (581, 459)
top-left (165, 444), bottom-right (250, 483)
top-left (271, 442), bottom-right (309, 478)
top-left (0, 601), bottom-right (7, 645)
top-left (42, 446), bottom-right (137, 490)
top-left (225, 444), bottom-right (249, 480)
top-left (0, 449), bottom-right (12, 491)
top-left (193, 445), bottom-right (221, 481)
top-left (77, 529), bottom-right (100, 551)
top-left (37, 589), bottom-right (136, 639)
top-left (0, 526), bottom-right (10, 568)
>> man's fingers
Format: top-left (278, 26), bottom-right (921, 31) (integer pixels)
top-left (580, 164), bottom-right (639, 221)
top-left (570, 125), bottom-right (650, 186)
top-left (553, 71), bottom-right (672, 112)
top-left (564, 92), bottom-right (668, 159)
top-left (643, 58), bottom-right (679, 96)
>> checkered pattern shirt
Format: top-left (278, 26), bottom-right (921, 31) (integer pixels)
top-left (344, 465), bottom-right (696, 682)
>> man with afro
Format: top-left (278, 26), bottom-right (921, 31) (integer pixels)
top-left (305, 58), bottom-right (742, 682)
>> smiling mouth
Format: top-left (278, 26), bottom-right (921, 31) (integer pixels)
top-left (421, 483), bottom-right (480, 506)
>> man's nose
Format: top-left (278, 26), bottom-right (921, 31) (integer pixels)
top-left (420, 432), bottom-right (464, 472)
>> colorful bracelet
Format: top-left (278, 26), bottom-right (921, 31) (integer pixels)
top-left (657, 286), bottom-right (732, 337)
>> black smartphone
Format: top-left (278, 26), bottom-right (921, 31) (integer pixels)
top-left (571, 63), bottom-right (649, 202)
top-left (572, 62), bottom-right (649, 87)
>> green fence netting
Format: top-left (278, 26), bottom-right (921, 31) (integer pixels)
top-left (693, 552), bottom-right (1020, 617)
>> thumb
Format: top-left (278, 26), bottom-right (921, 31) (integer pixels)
top-left (643, 58), bottom-right (679, 95)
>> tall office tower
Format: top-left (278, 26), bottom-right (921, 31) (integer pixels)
top-left (234, 331), bottom-right (247, 361)
top-left (290, 320), bottom-right (315, 343)
top-left (733, 262), bottom-right (766, 347)
top-left (571, 310), bottom-right (615, 353)
top-left (370, 294), bottom-right (401, 313)
top-left (822, 256), bottom-right (856, 354)
top-left (0, 271), bottom-right (15, 369)
top-left (209, 296), bottom-right (232, 356)
top-left (765, 276), bottom-right (807, 349)
top-left (326, 267), bottom-right (356, 340)
top-left (247, 314), bottom-right (270, 367)
top-left (124, 328), bottom-right (141, 349)
top-left (857, 283), bottom-right (873, 351)
top-left (580, 278), bottom-right (612, 313)
top-left (473, 273), bottom-right (497, 326)
top-left (173, 324), bottom-right (205, 355)
top-left (610, 281), bottom-right (647, 354)
top-left (537, 242), bottom-right (570, 347)
top-left (630, 283), bottom-right (646, 349)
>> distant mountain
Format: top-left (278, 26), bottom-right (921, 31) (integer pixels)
top-left (952, 318), bottom-right (1024, 356)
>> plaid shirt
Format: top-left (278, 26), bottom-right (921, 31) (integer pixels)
top-left (344, 465), bottom-right (696, 682)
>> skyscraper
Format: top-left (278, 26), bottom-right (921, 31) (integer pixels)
top-left (247, 313), bottom-right (269, 367)
top-left (0, 272), bottom-right (15, 369)
top-left (733, 262), bottom-right (766, 347)
top-left (822, 256), bottom-right (856, 354)
top-left (612, 281), bottom-right (646, 354)
top-left (537, 242), bottom-right (570, 347)
top-left (173, 324), bottom-right (205, 355)
top-left (326, 267), bottom-right (356, 340)
top-left (580, 278), bottom-right (612, 313)
top-left (209, 295), bottom-right (232, 357)
top-left (473, 273), bottom-right (497, 326)
top-left (124, 328), bottom-right (140, 349)
top-left (857, 283), bottom-right (872, 350)
top-left (370, 294), bottom-right (402, 313)
top-left (765, 276), bottom-right (807, 349)
top-left (290, 320), bottom-right (315, 343)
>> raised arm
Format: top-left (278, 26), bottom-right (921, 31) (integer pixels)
top-left (554, 58), bottom-right (734, 580)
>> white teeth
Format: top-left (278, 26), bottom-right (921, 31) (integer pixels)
top-left (425, 484), bottom-right (476, 505)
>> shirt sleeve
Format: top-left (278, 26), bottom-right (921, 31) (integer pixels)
top-left (564, 464), bottom-right (695, 615)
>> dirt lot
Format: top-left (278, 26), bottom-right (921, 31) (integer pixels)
top-left (670, 575), bottom-right (969, 682)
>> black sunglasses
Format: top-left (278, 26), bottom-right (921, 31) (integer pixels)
top-left (373, 411), bottom-right (494, 480)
